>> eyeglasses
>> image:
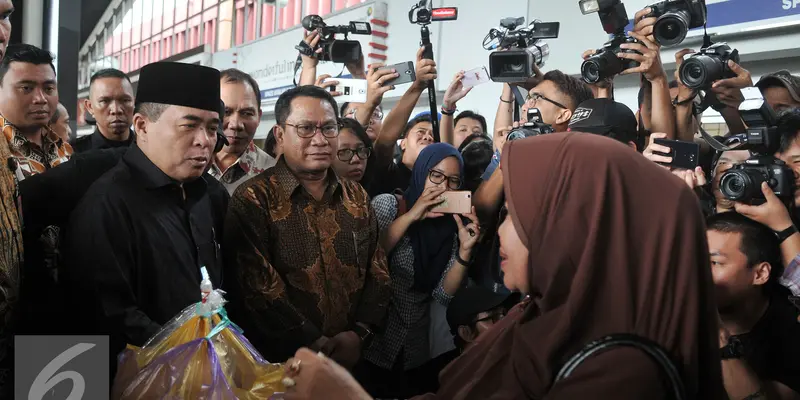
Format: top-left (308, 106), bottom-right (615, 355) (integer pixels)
top-left (337, 146), bottom-right (372, 162)
top-left (284, 122), bottom-right (342, 138)
top-left (428, 169), bottom-right (462, 190)
top-left (525, 92), bottom-right (567, 110)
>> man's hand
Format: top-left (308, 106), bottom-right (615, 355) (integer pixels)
top-left (300, 30), bottom-right (323, 68)
top-left (642, 132), bottom-right (672, 168)
top-left (314, 74), bottom-right (340, 97)
top-left (411, 47), bottom-right (437, 92)
top-left (710, 60), bottom-right (752, 109)
top-left (633, 7), bottom-right (658, 42)
top-left (735, 182), bottom-right (794, 232)
top-left (321, 331), bottom-right (362, 370)
top-left (582, 49), bottom-right (613, 98)
top-left (365, 63), bottom-right (398, 108)
top-left (619, 31), bottom-right (667, 83)
top-left (443, 71), bottom-right (473, 110)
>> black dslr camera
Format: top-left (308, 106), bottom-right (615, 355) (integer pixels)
top-left (718, 90), bottom-right (794, 206)
top-left (645, 0), bottom-right (707, 46)
top-left (482, 17), bottom-right (560, 83)
top-left (296, 15), bottom-right (371, 63)
top-left (679, 42), bottom-right (740, 90)
top-left (579, 0), bottom-right (642, 84)
top-left (507, 109), bottom-right (555, 141)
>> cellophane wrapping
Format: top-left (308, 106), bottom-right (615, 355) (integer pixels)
top-left (111, 272), bottom-right (285, 399)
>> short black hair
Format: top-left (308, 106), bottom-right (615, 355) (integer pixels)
top-left (339, 117), bottom-right (373, 148)
top-left (340, 102), bottom-right (351, 117)
top-left (458, 133), bottom-right (492, 153)
top-left (264, 126), bottom-right (278, 158)
top-left (220, 68), bottom-right (262, 107)
top-left (0, 44), bottom-right (56, 85)
top-left (135, 102), bottom-right (170, 122)
top-left (454, 111), bottom-right (487, 134)
top-left (402, 114), bottom-right (433, 139)
top-left (707, 212), bottom-right (784, 290)
top-left (460, 136), bottom-right (493, 193)
top-left (274, 85), bottom-right (338, 126)
top-left (777, 108), bottom-right (800, 154)
top-left (542, 70), bottom-right (594, 111)
top-left (90, 68), bottom-right (131, 86)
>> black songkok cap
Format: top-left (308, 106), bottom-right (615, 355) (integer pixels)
top-left (135, 62), bottom-right (221, 114)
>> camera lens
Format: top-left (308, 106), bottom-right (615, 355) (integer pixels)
top-left (679, 55), bottom-right (723, 90)
top-left (489, 50), bottom-right (534, 83)
top-left (653, 10), bottom-right (690, 47)
top-left (720, 169), bottom-right (765, 202)
top-left (581, 60), bottom-right (601, 84)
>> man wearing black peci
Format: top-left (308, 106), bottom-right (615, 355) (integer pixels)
top-left (61, 62), bottom-right (228, 370)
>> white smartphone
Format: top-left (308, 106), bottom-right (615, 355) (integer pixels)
top-left (461, 66), bottom-right (490, 88)
top-left (323, 77), bottom-right (368, 103)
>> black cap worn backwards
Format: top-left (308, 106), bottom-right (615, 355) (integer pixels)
top-left (446, 286), bottom-right (520, 335)
top-left (136, 62), bottom-right (221, 114)
top-left (568, 98), bottom-right (638, 144)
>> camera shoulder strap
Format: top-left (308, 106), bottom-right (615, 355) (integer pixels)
top-left (512, 86), bottom-right (526, 122)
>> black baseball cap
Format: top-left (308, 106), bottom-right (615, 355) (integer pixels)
top-left (567, 98), bottom-right (638, 144)
top-left (446, 286), bottom-right (520, 334)
top-left (756, 70), bottom-right (800, 104)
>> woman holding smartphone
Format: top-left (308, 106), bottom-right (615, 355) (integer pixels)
top-left (355, 143), bottom-right (480, 398)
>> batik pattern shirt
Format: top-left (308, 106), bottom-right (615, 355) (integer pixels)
top-left (0, 130), bottom-right (22, 396)
top-left (208, 141), bottom-right (276, 194)
top-left (2, 114), bottom-right (72, 180)
top-left (224, 159), bottom-right (391, 362)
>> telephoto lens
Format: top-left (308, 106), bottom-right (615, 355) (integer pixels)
top-left (653, 9), bottom-right (691, 46)
top-left (581, 36), bottom-right (640, 84)
top-left (678, 43), bottom-right (739, 89)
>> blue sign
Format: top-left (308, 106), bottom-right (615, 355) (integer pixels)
top-left (626, 0), bottom-right (800, 33)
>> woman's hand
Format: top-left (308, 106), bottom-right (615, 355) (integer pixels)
top-left (283, 349), bottom-right (371, 400)
top-left (406, 186), bottom-right (446, 222)
top-left (454, 207), bottom-right (480, 256)
top-left (642, 132), bottom-right (672, 168)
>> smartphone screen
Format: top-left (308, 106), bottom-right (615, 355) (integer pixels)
top-left (380, 61), bottom-right (415, 87)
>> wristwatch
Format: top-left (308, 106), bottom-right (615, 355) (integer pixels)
top-left (353, 324), bottom-right (374, 346)
top-left (774, 225), bottom-right (798, 244)
top-left (720, 336), bottom-right (745, 360)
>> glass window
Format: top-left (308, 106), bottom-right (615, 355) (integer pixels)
top-left (217, 0), bottom-right (233, 51)
top-left (176, 0), bottom-right (188, 23)
top-left (163, 0), bottom-right (174, 31)
top-left (261, 4), bottom-right (274, 37)
top-left (153, 0), bottom-right (165, 32)
top-left (190, 0), bottom-right (203, 15)
top-left (245, 2), bottom-right (255, 42)
top-left (205, 19), bottom-right (215, 49)
top-left (122, 5), bottom-right (132, 49)
top-left (142, 0), bottom-right (153, 39)
top-left (132, 0), bottom-right (143, 45)
top-left (204, 0), bottom-right (218, 9)
top-left (234, 3), bottom-right (244, 45)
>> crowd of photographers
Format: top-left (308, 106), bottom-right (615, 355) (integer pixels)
top-left (2, 0), bottom-right (800, 397)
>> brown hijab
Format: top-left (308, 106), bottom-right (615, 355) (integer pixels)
top-left (420, 133), bottom-right (724, 399)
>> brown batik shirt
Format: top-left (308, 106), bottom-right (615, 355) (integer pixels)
top-left (224, 158), bottom-right (391, 361)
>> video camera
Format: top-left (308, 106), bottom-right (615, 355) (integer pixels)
top-left (645, 0), bottom-right (707, 47)
top-left (296, 15), bottom-right (371, 63)
top-left (679, 42), bottom-right (740, 90)
top-left (578, 0), bottom-right (642, 84)
top-left (716, 89), bottom-right (794, 205)
top-left (482, 18), bottom-right (560, 83)
top-left (506, 109), bottom-right (555, 141)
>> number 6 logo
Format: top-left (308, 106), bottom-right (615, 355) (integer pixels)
top-left (28, 343), bottom-right (96, 400)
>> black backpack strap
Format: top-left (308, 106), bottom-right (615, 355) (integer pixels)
top-left (555, 333), bottom-right (686, 400)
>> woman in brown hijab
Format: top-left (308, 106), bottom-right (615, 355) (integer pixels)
top-left (280, 132), bottom-right (725, 400)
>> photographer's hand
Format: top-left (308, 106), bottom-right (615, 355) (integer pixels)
top-left (672, 167), bottom-right (707, 190)
top-left (633, 7), bottom-right (658, 42)
top-left (365, 63), bottom-right (398, 108)
top-left (642, 132), bottom-right (672, 168)
top-left (618, 31), bottom-right (667, 83)
top-left (314, 74), bottom-right (341, 97)
top-left (411, 46), bottom-right (438, 93)
top-left (301, 30), bottom-right (322, 68)
top-left (711, 60), bottom-right (752, 109)
top-left (734, 182), bottom-right (794, 232)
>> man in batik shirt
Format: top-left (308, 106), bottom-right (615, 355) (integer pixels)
top-left (224, 85), bottom-right (390, 369)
